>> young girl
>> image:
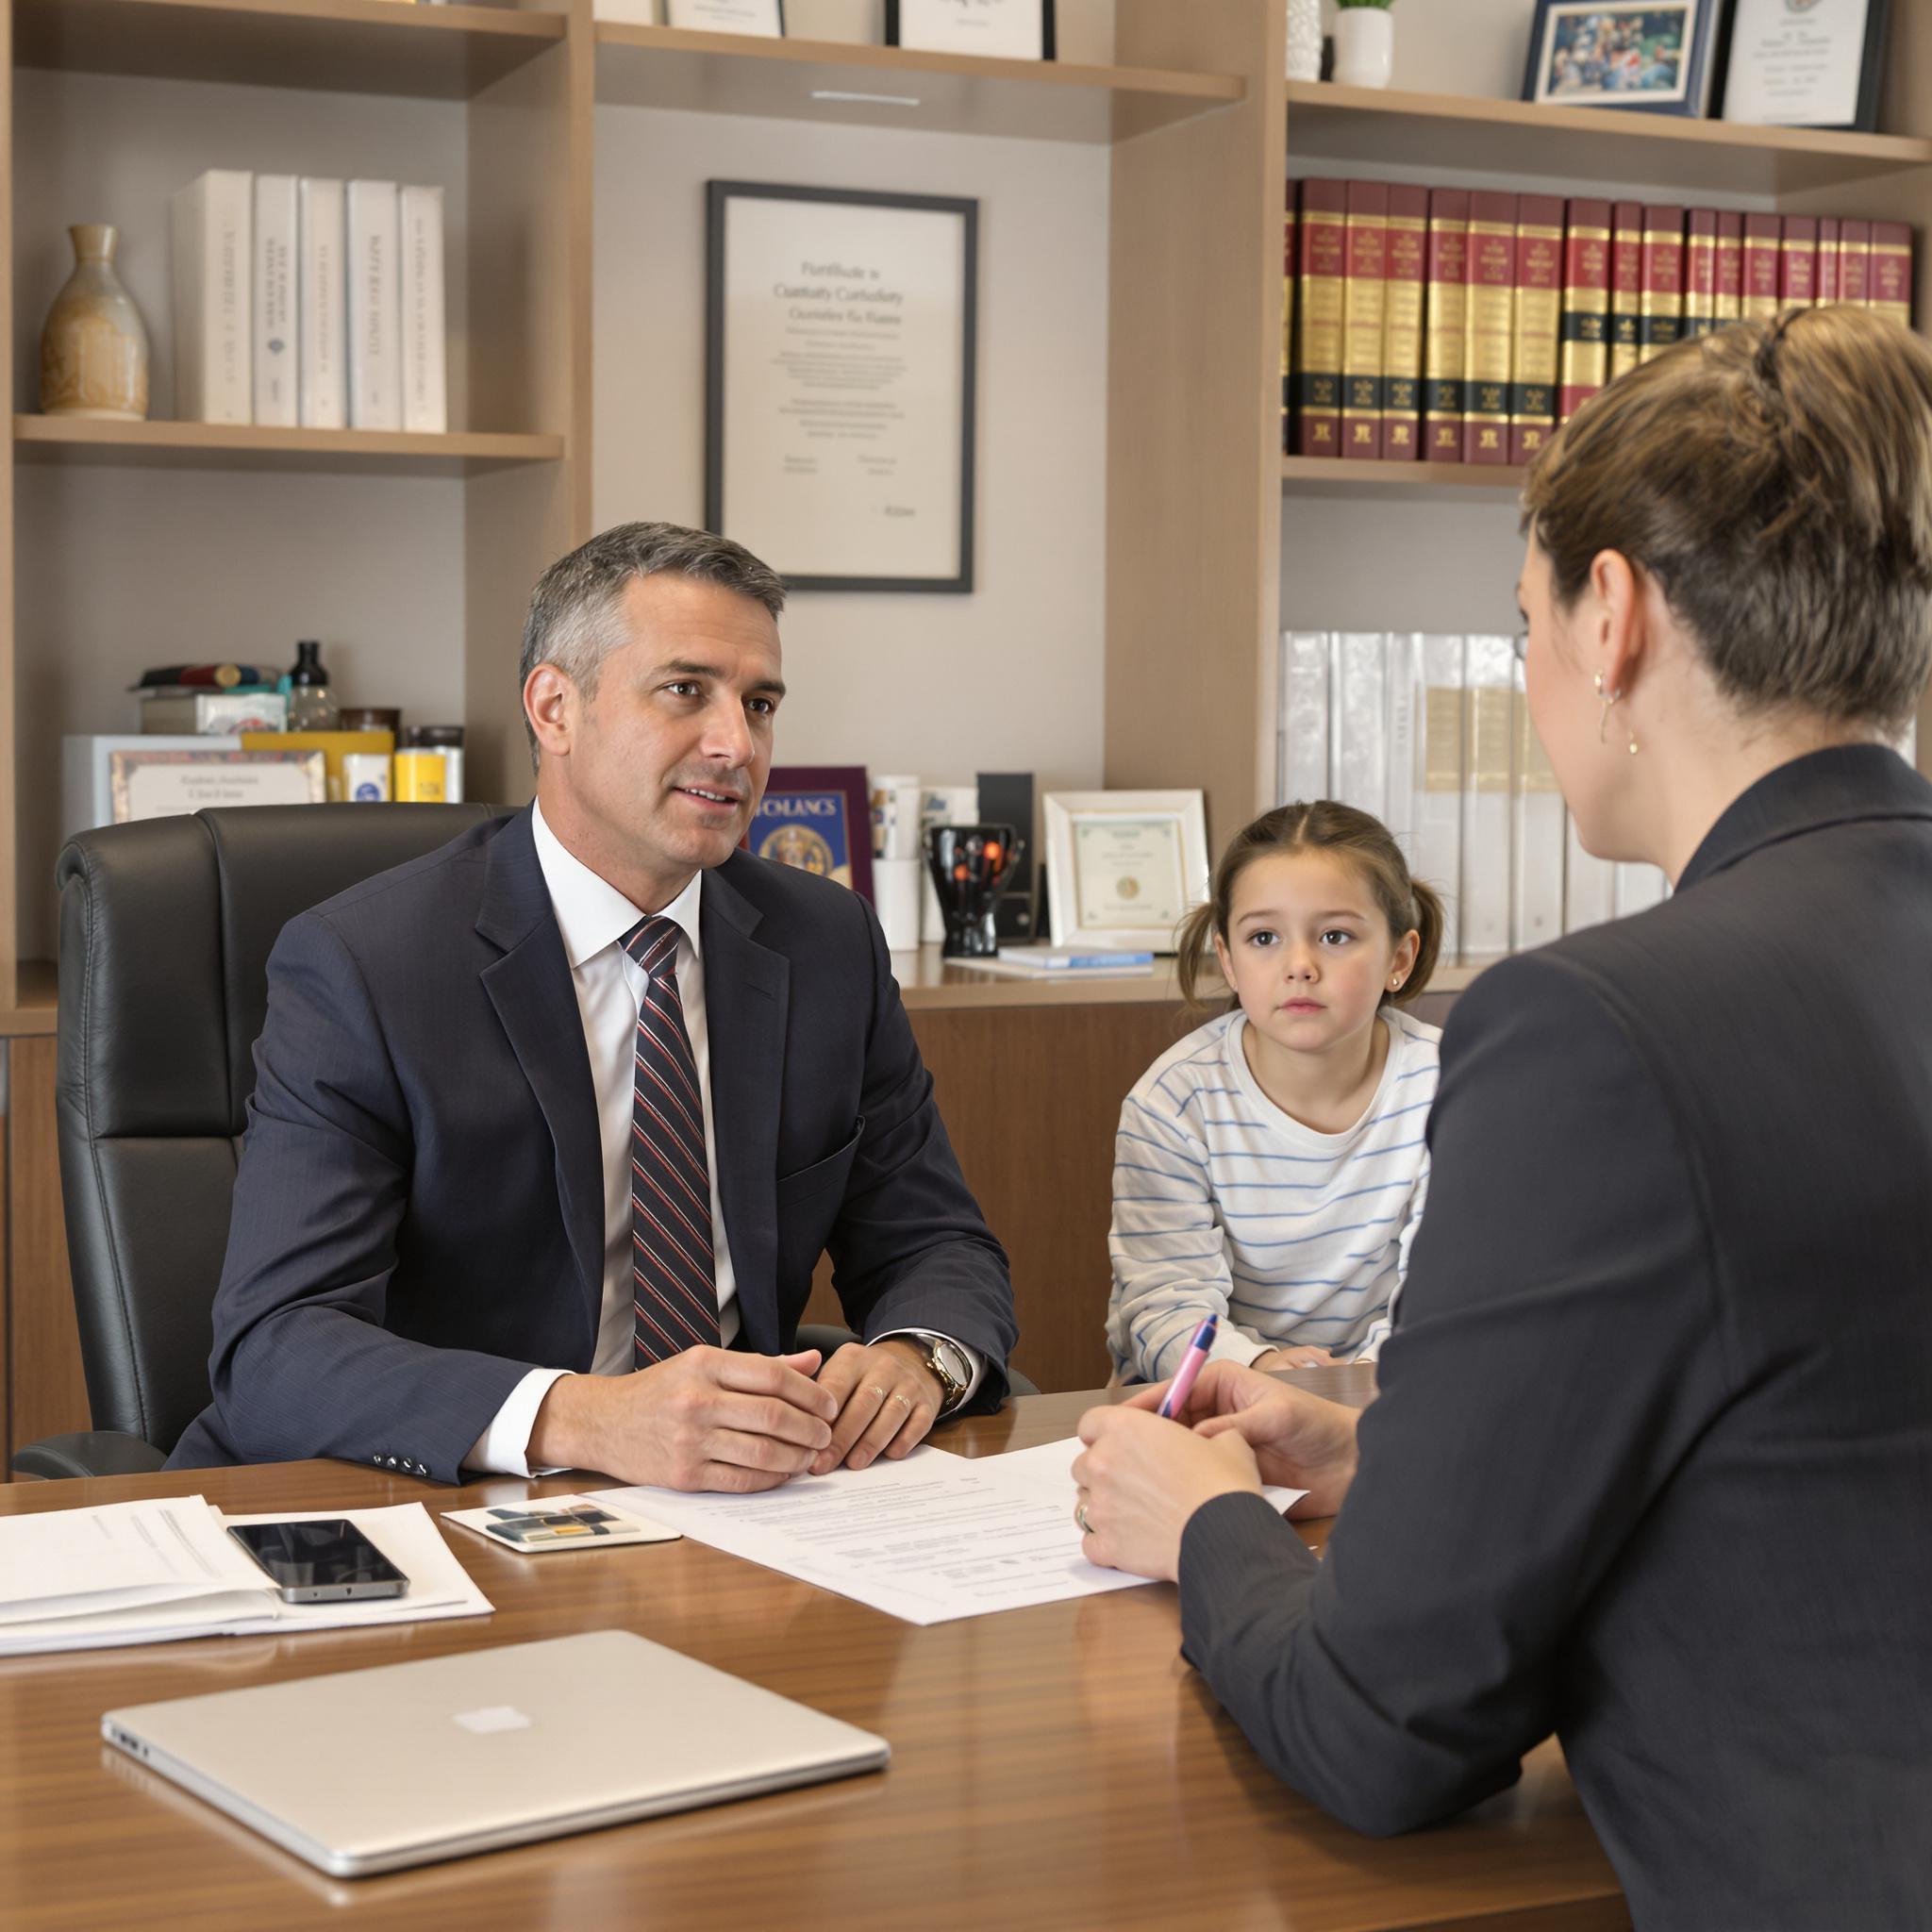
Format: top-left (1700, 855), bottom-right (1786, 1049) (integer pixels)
top-left (1106, 801), bottom-right (1445, 1382)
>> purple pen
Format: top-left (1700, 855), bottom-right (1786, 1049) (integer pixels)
top-left (1158, 1314), bottom-right (1219, 1419)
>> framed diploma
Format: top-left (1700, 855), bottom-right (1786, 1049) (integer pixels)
top-left (886, 0), bottom-right (1056, 60)
top-left (1043, 790), bottom-right (1208, 952)
top-left (665, 0), bottom-right (785, 35)
top-left (746, 765), bottom-right (874, 901)
top-left (108, 748), bottom-right (326, 824)
top-left (1718, 0), bottom-right (1890, 132)
top-left (706, 182), bottom-right (977, 594)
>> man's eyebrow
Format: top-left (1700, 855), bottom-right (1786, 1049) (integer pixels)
top-left (649, 658), bottom-right (787, 698)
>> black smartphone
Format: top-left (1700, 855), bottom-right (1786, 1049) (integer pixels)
top-left (227, 1520), bottom-right (409, 1605)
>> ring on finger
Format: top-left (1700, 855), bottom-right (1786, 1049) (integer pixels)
top-left (1074, 1499), bottom-right (1092, 1535)
top-left (889, 1390), bottom-right (912, 1407)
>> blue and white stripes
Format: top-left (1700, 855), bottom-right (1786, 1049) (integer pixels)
top-left (1107, 1008), bottom-right (1440, 1381)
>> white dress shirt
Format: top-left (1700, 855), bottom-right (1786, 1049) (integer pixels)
top-left (466, 803), bottom-right (980, 1475)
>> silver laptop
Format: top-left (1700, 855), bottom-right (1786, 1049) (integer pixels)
top-left (102, 1628), bottom-right (890, 1876)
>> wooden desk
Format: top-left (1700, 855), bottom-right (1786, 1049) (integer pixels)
top-left (0, 1385), bottom-right (1627, 1931)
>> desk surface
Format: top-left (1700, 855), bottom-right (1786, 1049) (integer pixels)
top-left (0, 1379), bottom-right (1626, 1931)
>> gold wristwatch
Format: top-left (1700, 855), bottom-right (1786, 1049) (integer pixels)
top-left (919, 1336), bottom-right (973, 1416)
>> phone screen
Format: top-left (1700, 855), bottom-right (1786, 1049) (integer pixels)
top-left (227, 1520), bottom-right (408, 1601)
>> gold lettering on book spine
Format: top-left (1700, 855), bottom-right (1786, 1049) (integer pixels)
top-left (1296, 211), bottom-right (1345, 412)
top-left (1383, 217), bottom-right (1426, 436)
top-left (1342, 216), bottom-right (1389, 435)
top-left (1512, 225), bottom-right (1562, 434)
top-left (1561, 230), bottom-right (1609, 404)
top-left (1464, 224), bottom-right (1514, 431)
top-left (1425, 690), bottom-right (1462, 792)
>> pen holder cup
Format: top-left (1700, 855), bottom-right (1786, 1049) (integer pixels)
top-left (925, 824), bottom-right (1024, 958)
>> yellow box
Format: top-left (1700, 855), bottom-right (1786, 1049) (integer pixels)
top-left (392, 750), bottom-right (447, 803)
top-left (242, 730), bottom-right (395, 805)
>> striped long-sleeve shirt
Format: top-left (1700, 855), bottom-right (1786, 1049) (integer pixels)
top-left (1106, 1007), bottom-right (1441, 1381)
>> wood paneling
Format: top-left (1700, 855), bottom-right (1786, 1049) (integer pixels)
top-left (0, 1387), bottom-right (1628, 1932)
top-left (6, 1039), bottom-right (87, 1459)
top-left (808, 998), bottom-right (1198, 1392)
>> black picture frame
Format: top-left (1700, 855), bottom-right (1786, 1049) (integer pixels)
top-left (1714, 0), bottom-right (1891, 134)
top-left (705, 180), bottom-right (978, 595)
top-left (665, 0), bottom-right (787, 32)
top-left (1521, 0), bottom-right (1724, 117)
top-left (885, 0), bottom-right (1056, 60)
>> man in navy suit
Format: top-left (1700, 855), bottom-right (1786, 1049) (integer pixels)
top-left (170, 523), bottom-right (1016, 1488)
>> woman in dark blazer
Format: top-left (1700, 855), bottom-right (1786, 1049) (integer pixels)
top-left (1073, 306), bottom-right (1932, 1931)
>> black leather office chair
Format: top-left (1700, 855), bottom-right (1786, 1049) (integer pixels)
top-left (18, 805), bottom-right (500, 1479)
top-left (17, 803), bottom-right (1028, 1477)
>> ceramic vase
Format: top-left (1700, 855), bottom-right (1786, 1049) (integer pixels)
top-left (1333, 7), bottom-right (1395, 89)
top-left (1285, 0), bottom-right (1323, 82)
top-left (40, 225), bottom-right (149, 421)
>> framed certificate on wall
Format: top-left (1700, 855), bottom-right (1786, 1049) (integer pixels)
top-left (1043, 791), bottom-right (1208, 952)
top-left (706, 181), bottom-right (977, 593)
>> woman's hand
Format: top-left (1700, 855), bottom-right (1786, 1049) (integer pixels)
top-left (1072, 1405), bottom-right (1263, 1582)
top-left (1122, 1361), bottom-right (1361, 1519)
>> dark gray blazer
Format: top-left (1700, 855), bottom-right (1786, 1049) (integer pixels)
top-left (170, 808), bottom-right (1015, 1479)
top-left (1177, 745), bottom-right (1932, 1930)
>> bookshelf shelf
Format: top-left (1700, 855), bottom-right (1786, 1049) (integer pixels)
top-left (1281, 456), bottom-right (1528, 502)
top-left (10, 0), bottom-right (563, 102)
top-left (594, 23), bottom-right (1245, 143)
top-left (1286, 82), bottom-right (1932, 198)
top-left (11, 418), bottom-right (568, 476)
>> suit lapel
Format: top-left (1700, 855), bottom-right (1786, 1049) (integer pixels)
top-left (701, 863), bottom-right (789, 1354)
top-left (476, 810), bottom-right (606, 1341)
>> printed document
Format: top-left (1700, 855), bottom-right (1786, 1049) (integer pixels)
top-left (592, 1439), bottom-right (1305, 1626)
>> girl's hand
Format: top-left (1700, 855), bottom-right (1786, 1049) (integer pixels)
top-left (1253, 1345), bottom-right (1338, 1372)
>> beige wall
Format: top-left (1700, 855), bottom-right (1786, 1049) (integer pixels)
top-left (592, 104), bottom-right (1111, 796)
top-left (1323, 0), bottom-right (1532, 97)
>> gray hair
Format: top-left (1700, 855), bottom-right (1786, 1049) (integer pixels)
top-left (518, 522), bottom-right (787, 764)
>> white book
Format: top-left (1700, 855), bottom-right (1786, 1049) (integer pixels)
top-left (1412, 634), bottom-right (1464, 962)
top-left (1564, 817), bottom-right (1617, 934)
top-left (347, 180), bottom-right (402, 431)
top-left (1278, 632), bottom-right (1329, 808)
top-left (252, 174), bottom-right (298, 427)
top-left (1383, 633), bottom-right (1421, 857)
top-left (1458, 635), bottom-right (1516, 962)
top-left (170, 169), bottom-right (252, 424)
top-left (1614, 864), bottom-right (1670, 919)
top-left (298, 177), bottom-right (347, 430)
top-left (1329, 632), bottom-right (1388, 820)
top-left (399, 184), bottom-right (447, 434)
top-left (1509, 664), bottom-right (1565, 955)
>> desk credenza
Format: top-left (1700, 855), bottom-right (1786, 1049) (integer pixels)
top-left (0, 1378), bottom-right (1626, 1931)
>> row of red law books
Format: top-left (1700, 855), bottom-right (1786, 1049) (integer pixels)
top-left (1280, 181), bottom-right (1914, 468)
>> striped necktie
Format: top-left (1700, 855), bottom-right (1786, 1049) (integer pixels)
top-left (622, 915), bottom-right (721, 1366)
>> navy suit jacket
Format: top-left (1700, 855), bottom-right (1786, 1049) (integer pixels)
top-left (170, 808), bottom-right (1015, 1480)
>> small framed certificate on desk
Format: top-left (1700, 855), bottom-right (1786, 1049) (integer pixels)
top-left (1718, 0), bottom-right (1890, 131)
top-left (1043, 791), bottom-right (1208, 952)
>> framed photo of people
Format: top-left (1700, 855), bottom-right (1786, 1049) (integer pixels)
top-left (706, 181), bottom-right (977, 594)
top-left (1717, 0), bottom-right (1891, 132)
top-left (1523, 2), bottom-right (1724, 116)
top-left (886, 0), bottom-right (1055, 60)
top-left (1042, 791), bottom-right (1208, 953)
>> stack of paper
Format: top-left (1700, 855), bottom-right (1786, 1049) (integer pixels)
top-left (0, 1499), bottom-right (491, 1656)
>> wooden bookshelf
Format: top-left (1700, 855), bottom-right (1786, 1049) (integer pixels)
top-left (12, 418), bottom-right (569, 475)
top-left (1286, 81), bottom-right (1932, 198)
top-left (10, 0), bottom-right (562, 100)
top-left (593, 22), bottom-right (1244, 144)
top-left (1281, 455), bottom-right (1528, 502)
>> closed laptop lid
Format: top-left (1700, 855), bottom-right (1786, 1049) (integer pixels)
top-left (103, 1628), bottom-right (889, 1876)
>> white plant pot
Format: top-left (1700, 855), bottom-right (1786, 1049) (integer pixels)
top-left (1285, 0), bottom-right (1323, 82)
top-left (1333, 8), bottom-right (1395, 90)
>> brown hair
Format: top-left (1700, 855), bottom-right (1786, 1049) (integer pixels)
top-left (1522, 306), bottom-right (1932, 731)
top-left (1175, 800), bottom-right (1445, 1016)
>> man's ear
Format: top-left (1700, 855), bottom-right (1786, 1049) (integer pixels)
top-left (525, 663), bottom-right (575, 761)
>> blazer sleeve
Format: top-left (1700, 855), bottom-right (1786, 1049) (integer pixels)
top-left (204, 911), bottom-right (539, 1479)
top-left (823, 895), bottom-right (1017, 1407)
top-left (1175, 951), bottom-right (1734, 1835)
